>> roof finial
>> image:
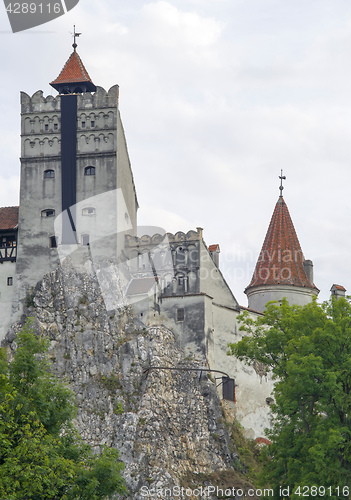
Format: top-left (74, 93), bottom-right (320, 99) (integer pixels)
top-left (279, 169), bottom-right (286, 197)
top-left (72, 25), bottom-right (81, 51)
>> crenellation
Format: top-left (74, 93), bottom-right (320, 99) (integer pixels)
top-left (125, 229), bottom-right (202, 248)
top-left (21, 90), bottom-right (61, 113)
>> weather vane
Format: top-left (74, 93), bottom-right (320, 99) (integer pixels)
top-left (72, 25), bottom-right (81, 51)
top-left (279, 169), bottom-right (286, 197)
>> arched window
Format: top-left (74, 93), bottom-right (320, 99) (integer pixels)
top-left (44, 169), bottom-right (55, 179)
top-left (82, 207), bottom-right (96, 216)
top-left (84, 166), bottom-right (95, 176)
top-left (41, 209), bottom-right (55, 217)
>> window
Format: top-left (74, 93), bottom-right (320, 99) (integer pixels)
top-left (44, 124), bottom-right (49, 131)
top-left (49, 236), bottom-right (57, 248)
top-left (7, 277), bottom-right (13, 286)
top-left (176, 308), bottom-right (184, 322)
top-left (222, 377), bottom-right (235, 402)
top-left (54, 123), bottom-right (58, 131)
top-left (90, 120), bottom-right (95, 128)
top-left (84, 166), bottom-right (95, 176)
top-left (82, 234), bottom-right (90, 246)
top-left (82, 207), bottom-right (96, 216)
top-left (44, 169), bottom-right (55, 178)
top-left (41, 209), bottom-right (55, 217)
top-left (81, 121), bottom-right (86, 129)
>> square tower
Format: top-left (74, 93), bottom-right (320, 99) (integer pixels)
top-left (15, 48), bottom-right (138, 306)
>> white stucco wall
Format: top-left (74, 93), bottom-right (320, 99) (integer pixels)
top-left (0, 262), bottom-right (17, 340)
top-left (247, 284), bottom-right (318, 313)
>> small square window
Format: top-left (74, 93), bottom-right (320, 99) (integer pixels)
top-left (7, 277), bottom-right (13, 286)
top-left (81, 121), bottom-right (86, 129)
top-left (176, 308), bottom-right (184, 322)
top-left (90, 120), bottom-right (95, 128)
top-left (54, 123), bottom-right (58, 130)
top-left (44, 124), bottom-right (49, 131)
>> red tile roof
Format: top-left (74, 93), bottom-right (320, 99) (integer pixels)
top-left (50, 50), bottom-right (95, 87)
top-left (209, 244), bottom-right (220, 252)
top-left (331, 284), bottom-right (346, 291)
top-left (246, 197), bottom-right (318, 291)
top-left (0, 206), bottom-right (19, 231)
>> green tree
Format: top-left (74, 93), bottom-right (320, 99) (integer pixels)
top-left (0, 319), bottom-right (126, 499)
top-left (228, 297), bottom-right (351, 499)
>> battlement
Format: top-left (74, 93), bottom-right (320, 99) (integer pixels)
top-left (125, 228), bottom-right (203, 248)
top-left (20, 85), bottom-right (119, 114)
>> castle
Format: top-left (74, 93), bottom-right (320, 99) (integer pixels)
top-left (0, 41), bottom-right (339, 440)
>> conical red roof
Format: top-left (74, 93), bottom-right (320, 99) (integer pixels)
top-left (50, 50), bottom-right (96, 92)
top-left (246, 197), bottom-right (318, 291)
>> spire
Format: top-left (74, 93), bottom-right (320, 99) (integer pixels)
top-left (72, 25), bottom-right (81, 51)
top-left (246, 196), bottom-right (319, 291)
top-left (50, 31), bottom-right (96, 94)
top-left (279, 169), bottom-right (286, 198)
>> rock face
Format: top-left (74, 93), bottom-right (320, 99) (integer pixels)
top-left (4, 260), bottom-right (244, 499)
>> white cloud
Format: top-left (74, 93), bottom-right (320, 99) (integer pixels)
top-left (0, 176), bottom-right (19, 206)
top-left (141, 1), bottom-right (224, 48)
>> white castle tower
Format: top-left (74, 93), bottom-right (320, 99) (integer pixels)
top-left (14, 38), bottom-right (138, 314)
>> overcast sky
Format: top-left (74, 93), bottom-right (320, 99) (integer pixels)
top-left (0, 0), bottom-right (350, 305)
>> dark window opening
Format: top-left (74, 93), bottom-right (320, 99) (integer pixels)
top-left (90, 120), bottom-right (95, 128)
top-left (49, 236), bottom-right (57, 248)
top-left (54, 123), bottom-right (58, 130)
top-left (1, 236), bottom-right (16, 248)
top-left (84, 166), bottom-right (95, 176)
top-left (7, 277), bottom-right (13, 286)
top-left (222, 377), bottom-right (235, 402)
top-left (81, 121), bottom-right (86, 129)
top-left (82, 207), bottom-right (96, 216)
top-left (44, 169), bottom-right (55, 179)
top-left (41, 209), bottom-right (55, 217)
top-left (176, 308), bottom-right (185, 322)
top-left (44, 124), bottom-right (49, 131)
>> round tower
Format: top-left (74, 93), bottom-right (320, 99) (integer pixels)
top-left (245, 173), bottom-right (319, 312)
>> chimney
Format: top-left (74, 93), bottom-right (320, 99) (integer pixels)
top-left (196, 227), bottom-right (203, 239)
top-left (303, 259), bottom-right (314, 284)
top-left (209, 244), bottom-right (220, 268)
top-left (330, 284), bottom-right (346, 300)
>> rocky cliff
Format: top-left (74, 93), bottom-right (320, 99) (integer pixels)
top-left (4, 259), bottom-right (259, 499)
